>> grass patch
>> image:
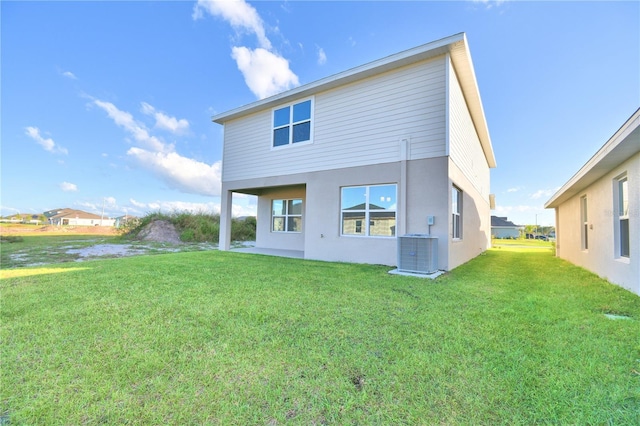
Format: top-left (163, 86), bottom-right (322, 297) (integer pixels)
top-left (2, 250), bottom-right (639, 424)
top-left (0, 235), bottom-right (114, 268)
top-left (492, 238), bottom-right (554, 251)
top-left (0, 235), bottom-right (218, 269)
top-left (0, 235), bottom-right (24, 243)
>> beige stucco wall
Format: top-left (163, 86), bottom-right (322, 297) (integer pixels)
top-left (555, 153), bottom-right (639, 295)
top-left (256, 186), bottom-right (306, 251)
top-left (447, 158), bottom-right (492, 270)
top-left (223, 155), bottom-right (492, 270)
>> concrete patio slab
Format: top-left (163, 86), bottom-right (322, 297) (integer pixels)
top-left (232, 247), bottom-right (304, 259)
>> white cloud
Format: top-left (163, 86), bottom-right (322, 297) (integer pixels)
top-left (130, 199), bottom-right (147, 209)
top-left (129, 198), bottom-right (221, 215)
top-left (232, 202), bottom-right (256, 218)
top-left (76, 201), bottom-right (98, 211)
top-left (140, 102), bottom-right (190, 134)
top-left (94, 99), bottom-right (221, 197)
top-left (506, 186), bottom-right (522, 193)
top-left (93, 100), bottom-right (169, 153)
top-left (231, 46), bottom-right (299, 99)
top-left (194, 0), bottom-right (299, 99)
top-left (25, 127), bottom-right (68, 155)
top-left (495, 205), bottom-right (536, 214)
top-left (530, 188), bottom-right (559, 200)
top-left (1, 206), bottom-right (21, 215)
top-left (62, 71), bottom-right (77, 80)
top-left (317, 46), bottom-right (327, 65)
top-left (472, 0), bottom-right (507, 9)
top-left (192, 0), bottom-right (271, 49)
top-left (127, 147), bottom-right (222, 197)
top-left (126, 198), bottom-right (255, 218)
top-left (60, 181), bottom-right (78, 192)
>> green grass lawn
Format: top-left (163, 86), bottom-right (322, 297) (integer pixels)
top-left (491, 238), bottom-right (554, 250)
top-left (1, 249), bottom-right (639, 424)
top-left (1, 235), bottom-right (118, 268)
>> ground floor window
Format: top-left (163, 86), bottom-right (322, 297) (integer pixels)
top-left (272, 199), bottom-right (302, 232)
top-left (341, 184), bottom-right (396, 237)
top-left (615, 175), bottom-right (629, 258)
top-left (581, 195), bottom-right (588, 250)
top-left (452, 185), bottom-right (462, 239)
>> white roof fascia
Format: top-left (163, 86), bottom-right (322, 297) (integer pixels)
top-left (212, 33), bottom-right (495, 168)
top-left (448, 34), bottom-right (496, 168)
top-left (545, 108), bottom-right (640, 209)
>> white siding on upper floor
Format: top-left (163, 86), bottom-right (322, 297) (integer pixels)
top-left (222, 56), bottom-right (447, 182)
top-left (447, 57), bottom-right (490, 200)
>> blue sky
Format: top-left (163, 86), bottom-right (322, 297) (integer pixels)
top-left (1, 0), bottom-right (638, 226)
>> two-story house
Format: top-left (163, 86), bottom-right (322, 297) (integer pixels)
top-left (213, 33), bottom-right (496, 270)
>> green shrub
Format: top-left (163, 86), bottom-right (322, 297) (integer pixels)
top-left (122, 211), bottom-right (255, 243)
top-left (231, 216), bottom-right (256, 241)
top-left (0, 235), bottom-right (24, 243)
top-left (180, 229), bottom-right (195, 242)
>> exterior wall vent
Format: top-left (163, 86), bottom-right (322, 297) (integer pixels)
top-left (397, 234), bottom-right (438, 274)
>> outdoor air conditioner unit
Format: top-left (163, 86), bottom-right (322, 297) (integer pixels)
top-left (397, 234), bottom-right (438, 274)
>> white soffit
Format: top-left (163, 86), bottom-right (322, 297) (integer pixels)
top-left (545, 108), bottom-right (640, 209)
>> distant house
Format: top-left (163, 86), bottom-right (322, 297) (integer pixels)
top-left (43, 208), bottom-right (115, 227)
top-left (545, 108), bottom-right (639, 296)
top-left (491, 216), bottom-right (521, 239)
top-left (213, 33), bottom-right (496, 270)
top-left (0, 214), bottom-right (42, 224)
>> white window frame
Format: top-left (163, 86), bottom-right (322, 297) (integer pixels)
top-left (271, 98), bottom-right (314, 149)
top-left (614, 174), bottom-right (629, 258)
top-left (341, 184), bottom-right (397, 238)
top-left (580, 195), bottom-right (588, 251)
top-left (271, 199), bottom-right (303, 233)
top-left (452, 185), bottom-right (462, 240)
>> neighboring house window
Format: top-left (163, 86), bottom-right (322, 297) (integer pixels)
top-left (452, 186), bottom-right (462, 239)
top-left (615, 175), bottom-right (629, 258)
top-left (581, 195), bottom-right (588, 250)
top-left (273, 99), bottom-right (312, 147)
top-left (341, 184), bottom-right (396, 237)
top-left (272, 199), bottom-right (302, 233)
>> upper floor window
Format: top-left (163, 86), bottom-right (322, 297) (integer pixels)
top-left (452, 185), bottom-right (462, 239)
top-left (341, 184), bottom-right (397, 237)
top-left (273, 99), bottom-right (312, 148)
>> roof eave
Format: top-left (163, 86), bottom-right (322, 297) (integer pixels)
top-left (545, 108), bottom-right (640, 209)
top-left (212, 33), bottom-right (466, 124)
top-left (212, 32), bottom-right (496, 169)
top-left (448, 34), bottom-right (496, 168)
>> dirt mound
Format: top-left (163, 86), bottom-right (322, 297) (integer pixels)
top-left (137, 220), bottom-right (182, 244)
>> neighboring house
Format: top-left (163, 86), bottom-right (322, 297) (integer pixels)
top-left (43, 208), bottom-right (116, 227)
top-left (545, 108), bottom-right (639, 296)
top-left (491, 216), bottom-right (521, 239)
top-left (213, 33), bottom-right (496, 270)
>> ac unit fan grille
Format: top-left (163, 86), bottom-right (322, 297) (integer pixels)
top-left (397, 235), bottom-right (438, 274)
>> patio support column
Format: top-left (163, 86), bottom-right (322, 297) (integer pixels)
top-left (219, 187), bottom-right (232, 251)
